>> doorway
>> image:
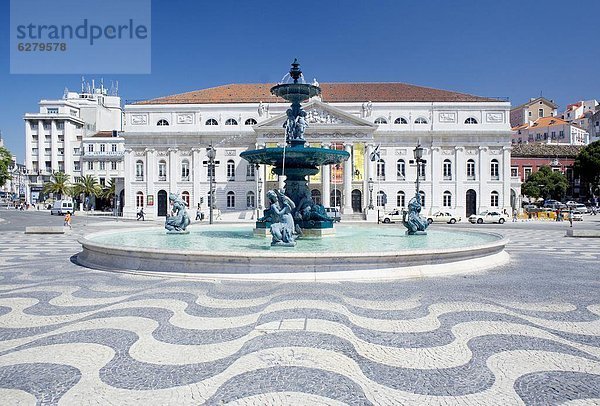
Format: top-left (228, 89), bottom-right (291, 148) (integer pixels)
top-left (466, 189), bottom-right (477, 217)
top-left (351, 189), bottom-right (362, 213)
top-left (157, 190), bottom-right (168, 216)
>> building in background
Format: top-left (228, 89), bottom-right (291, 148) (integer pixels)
top-left (512, 116), bottom-right (589, 145)
top-left (510, 97), bottom-right (557, 128)
top-left (122, 82), bottom-right (513, 220)
top-left (23, 80), bottom-right (123, 205)
top-left (511, 143), bottom-right (583, 200)
top-left (558, 100), bottom-right (599, 141)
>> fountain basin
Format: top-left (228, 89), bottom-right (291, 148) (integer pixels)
top-left (240, 146), bottom-right (349, 168)
top-left (78, 225), bottom-right (509, 281)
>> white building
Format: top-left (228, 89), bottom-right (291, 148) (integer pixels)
top-left (23, 81), bottom-right (123, 204)
top-left (512, 116), bottom-right (589, 145)
top-left (122, 82), bottom-right (513, 220)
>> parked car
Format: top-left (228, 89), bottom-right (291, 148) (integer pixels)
top-left (426, 212), bottom-right (461, 224)
top-left (379, 208), bottom-right (404, 223)
top-left (571, 203), bottom-right (588, 213)
top-left (565, 200), bottom-right (578, 207)
top-left (468, 210), bottom-right (509, 224)
top-left (571, 211), bottom-right (584, 221)
top-left (543, 200), bottom-right (566, 209)
top-left (50, 200), bottom-right (74, 215)
top-left (324, 207), bottom-right (341, 222)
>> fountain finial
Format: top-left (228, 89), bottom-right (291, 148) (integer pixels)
top-left (290, 58), bottom-right (302, 83)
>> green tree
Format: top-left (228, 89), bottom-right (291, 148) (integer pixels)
top-left (521, 165), bottom-right (568, 200)
top-left (0, 146), bottom-right (13, 188)
top-left (575, 140), bottom-right (600, 194)
top-left (73, 175), bottom-right (102, 211)
top-left (42, 172), bottom-right (71, 200)
top-left (101, 177), bottom-right (116, 200)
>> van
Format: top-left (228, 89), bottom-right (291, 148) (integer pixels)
top-left (51, 200), bottom-right (74, 215)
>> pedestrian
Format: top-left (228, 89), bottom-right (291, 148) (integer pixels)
top-left (137, 208), bottom-right (145, 221)
top-left (568, 209), bottom-right (573, 228)
top-left (512, 208), bottom-right (518, 222)
top-left (195, 203), bottom-right (202, 221)
top-left (64, 211), bottom-right (72, 229)
top-left (555, 209), bottom-right (560, 222)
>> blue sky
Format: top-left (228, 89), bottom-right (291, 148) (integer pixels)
top-left (1, 0), bottom-right (599, 162)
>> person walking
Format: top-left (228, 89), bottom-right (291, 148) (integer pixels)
top-left (512, 208), bottom-right (518, 222)
top-left (64, 211), bottom-right (72, 229)
top-left (568, 209), bottom-right (573, 228)
top-left (195, 203), bottom-right (203, 221)
top-left (137, 208), bottom-right (145, 221)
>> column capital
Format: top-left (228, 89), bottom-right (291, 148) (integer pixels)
top-left (167, 147), bottom-right (178, 153)
top-left (454, 146), bottom-right (465, 151)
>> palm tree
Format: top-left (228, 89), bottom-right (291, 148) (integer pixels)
top-left (102, 177), bottom-right (116, 200)
top-left (42, 172), bottom-right (71, 200)
top-left (74, 175), bottom-right (102, 211)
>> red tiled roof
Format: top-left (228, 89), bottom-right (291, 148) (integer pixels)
top-left (134, 83), bottom-right (499, 105)
top-left (511, 143), bottom-right (583, 157)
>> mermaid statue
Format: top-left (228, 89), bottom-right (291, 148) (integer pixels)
top-left (165, 193), bottom-right (191, 233)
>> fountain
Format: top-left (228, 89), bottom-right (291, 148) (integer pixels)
top-left (241, 59), bottom-right (350, 239)
top-left (77, 60), bottom-right (509, 281)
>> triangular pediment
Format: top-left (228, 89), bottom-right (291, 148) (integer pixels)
top-left (254, 100), bottom-right (377, 132)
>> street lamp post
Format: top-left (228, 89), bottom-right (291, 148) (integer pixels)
top-left (206, 144), bottom-right (216, 224)
top-left (368, 177), bottom-right (374, 209)
top-left (413, 144), bottom-right (424, 196)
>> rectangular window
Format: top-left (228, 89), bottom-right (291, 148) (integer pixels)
top-left (99, 177), bottom-right (105, 187)
top-left (246, 164), bottom-right (255, 180)
top-left (58, 135), bottom-right (64, 142)
top-left (466, 161), bottom-right (476, 180)
top-left (99, 161), bottom-right (105, 170)
top-left (44, 148), bottom-right (51, 155)
top-left (74, 148), bottom-right (80, 155)
top-left (43, 122), bottom-right (51, 130)
top-left (442, 161), bottom-right (452, 180)
top-left (524, 167), bottom-right (532, 180)
top-left (88, 144), bottom-right (94, 152)
top-left (47, 108), bottom-right (58, 114)
top-left (32, 148), bottom-right (38, 155)
top-left (111, 144), bottom-right (117, 152)
top-left (511, 167), bottom-right (518, 177)
top-left (87, 161), bottom-right (94, 170)
top-left (58, 148), bottom-right (64, 156)
top-left (111, 161), bottom-right (117, 170)
top-left (490, 161), bottom-right (499, 180)
top-left (74, 161), bottom-right (80, 171)
top-left (58, 162), bottom-right (64, 172)
top-left (100, 144), bottom-right (106, 153)
top-left (56, 122), bottom-right (64, 130)
top-left (538, 108), bottom-right (544, 118)
top-left (559, 130), bottom-right (565, 139)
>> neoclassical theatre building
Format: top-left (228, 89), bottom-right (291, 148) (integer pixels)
top-left (122, 83), bottom-right (513, 220)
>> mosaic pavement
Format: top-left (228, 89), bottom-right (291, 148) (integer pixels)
top-left (0, 226), bottom-right (599, 405)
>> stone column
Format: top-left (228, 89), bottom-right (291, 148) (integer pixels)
top-left (145, 148), bottom-right (156, 218)
top-left (122, 148), bottom-right (134, 218)
top-left (321, 143), bottom-right (331, 207)
top-left (343, 143), bottom-right (352, 213)
top-left (430, 146), bottom-right (440, 214)
top-left (454, 146), bottom-right (465, 217)
top-left (478, 146), bottom-right (489, 212)
top-left (365, 143), bottom-right (374, 209)
top-left (168, 147), bottom-right (178, 194)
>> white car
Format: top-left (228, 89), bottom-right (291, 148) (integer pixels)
top-left (468, 211), bottom-right (509, 224)
top-left (379, 209), bottom-right (404, 223)
top-left (571, 211), bottom-right (584, 221)
top-left (571, 203), bottom-right (588, 214)
top-left (426, 212), bottom-right (461, 224)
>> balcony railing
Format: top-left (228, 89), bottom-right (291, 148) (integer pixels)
top-left (158, 175), bottom-right (167, 182)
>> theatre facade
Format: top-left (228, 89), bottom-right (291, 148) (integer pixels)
top-left (122, 83), bottom-right (513, 220)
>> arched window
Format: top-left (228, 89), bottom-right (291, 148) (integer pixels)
top-left (415, 117), bottom-right (428, 124)
top-left (157, 119), bottom-right (169, 126)
top-left (490, 191), bottom-right (499, 207)
top-left (419, 191), bottom-right (425, 207)
top-left (207, 190), bottom-right (214, 208)
top-left (396, 159), bottom-right (405, 180)
top-left (490, 159), bottom-right (500, 180)
top-left (443, 190), bottom-right (452, 207)
top-left (158, 160), bottom-right (167, 181)
top-left (244, 118), bottom-right (257, 125)
top-left (225, 118), bottom-right (238, 125)
top-left (394, 117), bottom-right (408, 124)
top-left (181, 191), bottom-right (190, 207)
top-left (135, 160), bottom-right (144, 181)
top-left (246, 191), bottom-right (255, 208)
top-left (443, 159), bottom-right (452, 180)
top-left (377, 159), bottom-right (385, 180)
top-left (397, 191), bottom-right (406, 207)
top-left (136, 191), bottom-right (144, 207)
top-left (467, 159), bottom-right (476, 180)
top-left (246, 163), bottom-right (255, 179)
top-left (418, 161), bottom-right (426, 179)
top-left (311, 189), bottom-right (322, 205)
top-left (181, 159), bottom-right (190, 181)
top-left (227, 191), bottom-right (235, 208)
top-left (377, 191), bottom-right (387, 207)
top-left (465, 117), bottom-right (478, 124)
top-left (374, 117), bottom-right (387, 124)
top-left (226, 160), bottom-right (235, 180)
top-left (205, 118), bottom-right (218, 126)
